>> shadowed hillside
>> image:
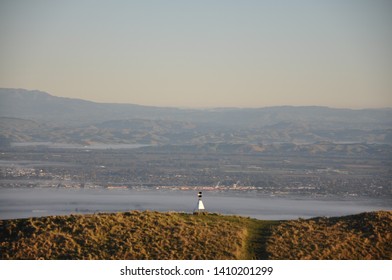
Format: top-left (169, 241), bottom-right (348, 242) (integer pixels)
top-left (0, 211), bottom-right (390, 260)
top-left (267, 211), bottom-right (392, 259)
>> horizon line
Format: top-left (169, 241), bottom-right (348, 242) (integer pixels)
top-left (1, 87), bottom-right (391, 111)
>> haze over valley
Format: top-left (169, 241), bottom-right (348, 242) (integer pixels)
top-left (1, 88), bottom-right (391, 146)
top-left (0, 89), bottom-right (391, 219)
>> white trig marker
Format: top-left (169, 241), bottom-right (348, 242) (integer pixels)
top-left (194, 191), bottom-right (205, 213)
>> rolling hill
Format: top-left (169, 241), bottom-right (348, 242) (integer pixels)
top-left (1, 211), bottom-right (390, 260)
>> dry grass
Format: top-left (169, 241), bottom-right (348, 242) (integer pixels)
top-left (1, 210), bottom-right (390, 260)
top-left (266, 211), bottom-right (392, 259)
top-left (0, 211), bottom-right (273, 260)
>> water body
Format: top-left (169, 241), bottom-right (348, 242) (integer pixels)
top-left (11, 142), bottom-right (149, 150)
top-left (0, 188), bottom-right (390, 220)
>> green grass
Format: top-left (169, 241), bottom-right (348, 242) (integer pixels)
top-left (1, 210), bottom-right (390, 260)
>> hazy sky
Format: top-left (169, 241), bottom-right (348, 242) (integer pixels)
top-left (0, 0), bottom-right (391, 108)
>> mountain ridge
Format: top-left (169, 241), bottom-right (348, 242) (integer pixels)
top-left (1, 88), bottom-right (391, 124)
top-left (1, 88), bottom-right (391, 145)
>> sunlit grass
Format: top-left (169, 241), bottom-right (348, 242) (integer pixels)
top-left (266, 211), bottom-right (392, 259)
top-left (1, 210), bottom-right (390, 260)
top-left (0, 211), bottom-right (274, 260)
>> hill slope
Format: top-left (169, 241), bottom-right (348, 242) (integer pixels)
top-left (266, 211), bottom-right (392, 260)
top-left (1, 211), bottom-right (391, 260)
top-left (0, 211), bottom-right (274, 260)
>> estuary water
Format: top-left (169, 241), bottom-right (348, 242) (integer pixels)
top-left (0, 188), bottom-right (390, 220)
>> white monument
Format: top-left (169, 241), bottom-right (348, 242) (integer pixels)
top-left (194, 191), bottom-right (205, 214)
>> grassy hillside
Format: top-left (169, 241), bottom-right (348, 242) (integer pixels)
top-left (266, 211), bottom-right (392, 260)
top-left (0, 211), bottom-right (391, 260)
top-left (0, 211), bottom-right (275, 260)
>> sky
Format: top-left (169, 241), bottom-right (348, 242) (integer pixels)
top-left (0, 0), bottom-right (391, 109)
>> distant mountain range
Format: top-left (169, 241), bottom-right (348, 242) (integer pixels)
top-left (1, 88), bottom-right (391, 146)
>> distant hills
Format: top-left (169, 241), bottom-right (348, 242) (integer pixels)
top-left (0, 88), bottom-right (177, 124)
top-left (0, 88), bottom-right (391, 146)
top-left (140, 142), bottom-right (392, 158)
